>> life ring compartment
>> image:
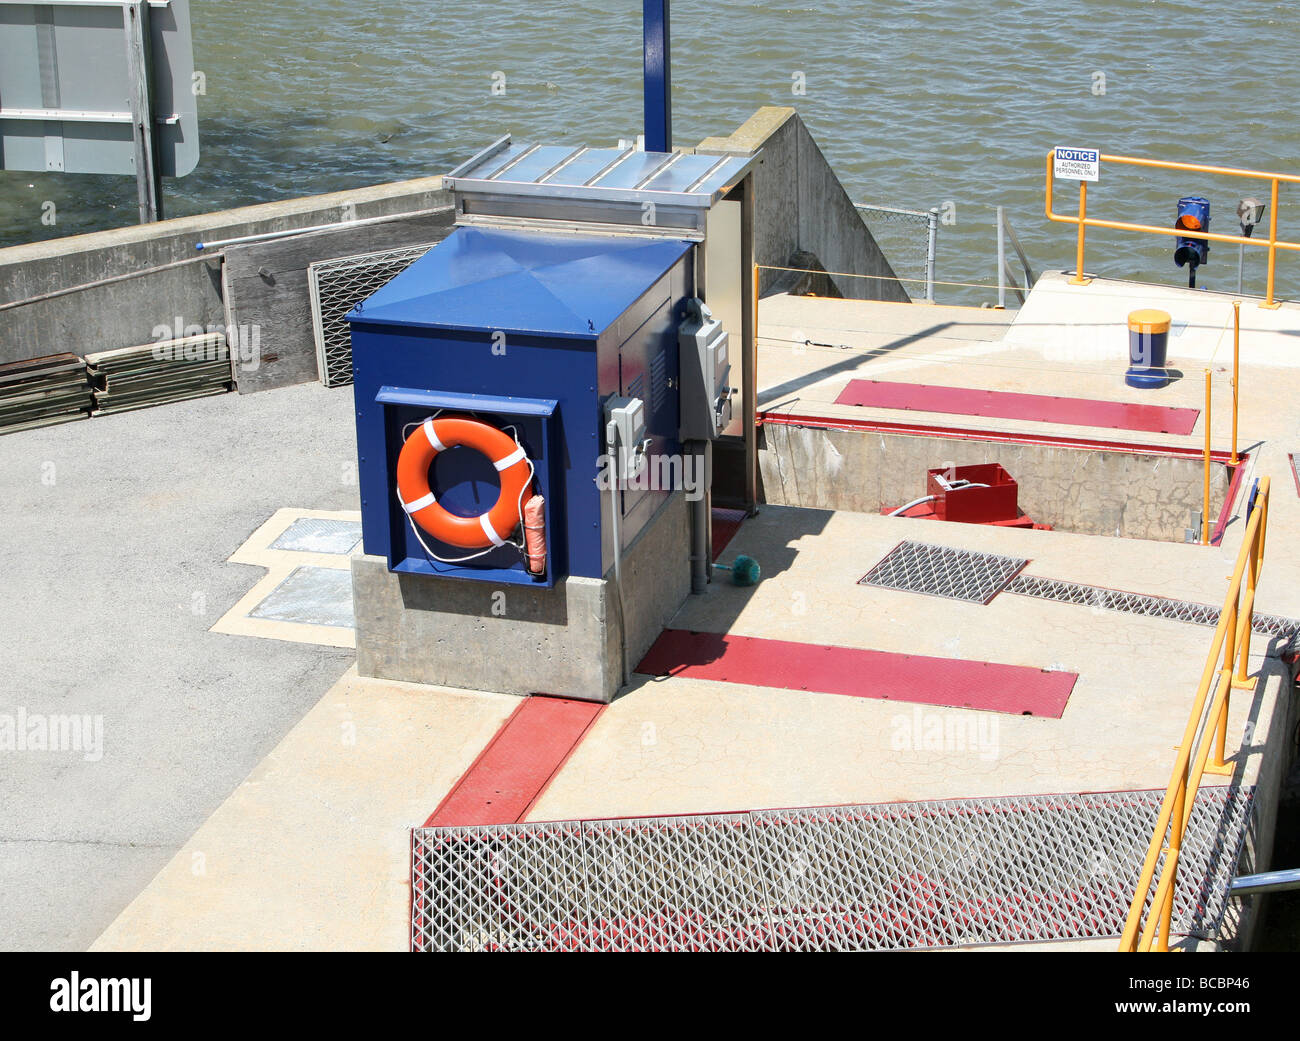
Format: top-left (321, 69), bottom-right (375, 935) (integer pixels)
top-left (369, 389), bottom-right (562, 587)
top-left (397, 414), bottom-right (534, 551)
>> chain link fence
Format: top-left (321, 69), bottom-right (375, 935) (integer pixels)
top-left (856, 204), bottom-right (938, 302)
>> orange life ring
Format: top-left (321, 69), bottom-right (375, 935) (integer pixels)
top-left (396, 416), bottom-right (533, 550)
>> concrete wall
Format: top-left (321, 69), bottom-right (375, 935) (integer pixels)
top-left (1226, 659), bottom-right (1298, 950)
top-left (698, 107), bottom-right (909, 304)
top-left (759, 422), bottom-right (1233, 543)
top-left (0, 177), bottom-right (454, 378)
top-left (352, 491), bottom-right (692, 703)
top-left (1, 106), bottom-right (903, 396)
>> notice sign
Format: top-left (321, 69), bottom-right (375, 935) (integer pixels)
top-left (1053, 147), bottom-right (1100, 182)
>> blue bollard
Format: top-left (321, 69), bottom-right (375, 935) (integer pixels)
top-left (1126, 309), bottom-right (1172, 389)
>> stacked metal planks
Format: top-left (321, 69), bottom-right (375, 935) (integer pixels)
top-left (87, 333), bottom-right (234, 415)
top-left (0, 353), bottom-right (94, 434)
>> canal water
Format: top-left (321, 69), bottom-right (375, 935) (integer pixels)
top-left (2, 0), bottom-right (1297, 305)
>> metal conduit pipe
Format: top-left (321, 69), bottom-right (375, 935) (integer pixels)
top-left (689, 440), bottom-right (711, 594)
top-left (606, 419), bottom-right (629, 685)
top-left (1229, 867), bottom-right (1300, 897)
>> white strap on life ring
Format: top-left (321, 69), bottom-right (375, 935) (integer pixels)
top-left (493, 445), bottom-right (527, 471)
top-left (423, 418), bottom-right (447, 453)
top-left (479, 513), bottom-right (507, 547)
top-left (401, 491), bottom-right (437, 514)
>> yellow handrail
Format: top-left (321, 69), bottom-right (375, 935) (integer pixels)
top-left (1046, 150), bottom-right (1300, 308)
top-left (1118, 475), bottom-right (1270, 952)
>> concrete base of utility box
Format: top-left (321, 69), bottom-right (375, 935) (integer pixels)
top-left (351, 492), bottom-right (692, 703)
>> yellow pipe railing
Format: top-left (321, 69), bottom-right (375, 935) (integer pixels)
top-left (1231, 301), bottom-right (1242, 466)
top-left (1201, 370), bottom-right (1212, 546)
top-left (1046, 150), bottom-right (1300, 308)
top-left (1118, 476), bottom-right (1271, 952)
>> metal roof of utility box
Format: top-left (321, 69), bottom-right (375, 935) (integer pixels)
top-left (444, 135), bottom-right (754, 238)
top-left (347, 226), bottom-right (693, 339)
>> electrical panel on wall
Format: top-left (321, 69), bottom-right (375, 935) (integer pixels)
top-left (678, 299), bottom-right (733, 440)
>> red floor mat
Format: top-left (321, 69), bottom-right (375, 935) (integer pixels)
top-left (636, 629), bottom-right (1077, 717)
top-left (425, 695), bottom-right (605, 827)
top-left (834, 379), bottom-right (1199, 435)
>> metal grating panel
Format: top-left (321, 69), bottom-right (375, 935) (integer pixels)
top-left (1008, 574), bottom-right (1300, 644)
top-left (270, 518), bottom-right (363, 556)
top-left (412, 787), bottom-right (1253, 952)
top-left (248, 566), bottom-right (354, 628)
top-left (308, 242), bottom-right (440, 388)
top-left (860, 540), bottom-right (1029, 604)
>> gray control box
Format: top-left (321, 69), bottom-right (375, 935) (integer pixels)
top-left (678, 299), bottom-right (732, 440)
top-left (604, 395), bottom-right (648, 481)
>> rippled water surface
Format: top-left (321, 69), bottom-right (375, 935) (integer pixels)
top-left (3, 0), bottom-right (1298, 303)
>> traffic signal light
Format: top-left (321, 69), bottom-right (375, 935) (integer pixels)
top-left (1174, 196), bottom-right (1210, 286)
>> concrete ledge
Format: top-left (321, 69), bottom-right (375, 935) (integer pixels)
top-left (699, 107), bottom-right (908, 304)
top-left (759, 421), bottom-right (1233, 542)
top-left (0, 177), bottom-right (453, 372)
top-left (352, 492), bottom-right (692, 703)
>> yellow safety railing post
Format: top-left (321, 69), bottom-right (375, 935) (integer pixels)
top-left (1070, 180), bottom-right (1090, 285)
top-left (1210, 603), bottom-right (1236, 774)
top-left (1118, 477), bottom-right (1270, 951)
top-left (1264, 178), bottom-right (1281, 309)
top-left (1202, 370), bottom-right (1212, 546)
top-left (1235, 486), bottom-right (1267, 689)
top-left (1231, 300), bottom-right (1241, 466)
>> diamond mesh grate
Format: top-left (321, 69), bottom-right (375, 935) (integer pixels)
top-left (860, 540), bottom-right (1029, 604)
top-left (1008, 575), bottom-right (1300, 645)
top-left (308, 242), bottom-right (440, 388)
top-left (412, 787), bottom-right (1253, 952)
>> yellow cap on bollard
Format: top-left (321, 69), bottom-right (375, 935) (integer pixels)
top-left (1128, 308), bottom-right (1172, 335)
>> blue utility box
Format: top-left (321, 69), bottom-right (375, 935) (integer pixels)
top-left (348, 225), bottom-right (694, 586)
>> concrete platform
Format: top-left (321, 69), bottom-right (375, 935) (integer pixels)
top-left (92, 670), bottom-right (515, 951)
top-left (530, 506), bottom-right (1291, 819)
top-left (755, 272), bottom-right (1300, 604)
top-left (0, 381), bottom-right (359, 951)
top-left (90, 500), bottom-right (1291, 950)
top-left (7, 271), bottom-right (1299, 952)
top-left (758, 272), bottom-right (1300, 457)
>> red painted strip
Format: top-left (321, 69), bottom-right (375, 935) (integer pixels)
top-left (711, 507), bottom-right (746, 561)
top-left (636, 630), bottom-right (1077, 718)
top-left (833, 379), bottom-right (1200, 435)
top-left (1290, 454), bottom-right (1300, 497)
top-left (759, 409), bottom-right (1236, 464)
top-left (424, 695), bottom-right (605, 827)
top-left (1211, 460), bottom-right (1249, 547)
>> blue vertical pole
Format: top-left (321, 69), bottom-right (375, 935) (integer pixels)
top-left (643, 0), bottom-right (671, 152)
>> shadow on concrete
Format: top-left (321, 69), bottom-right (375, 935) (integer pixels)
top-left (757, 321), bottom-right (958, 408)
top-left (632, 503), bottom-right (834, 680)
